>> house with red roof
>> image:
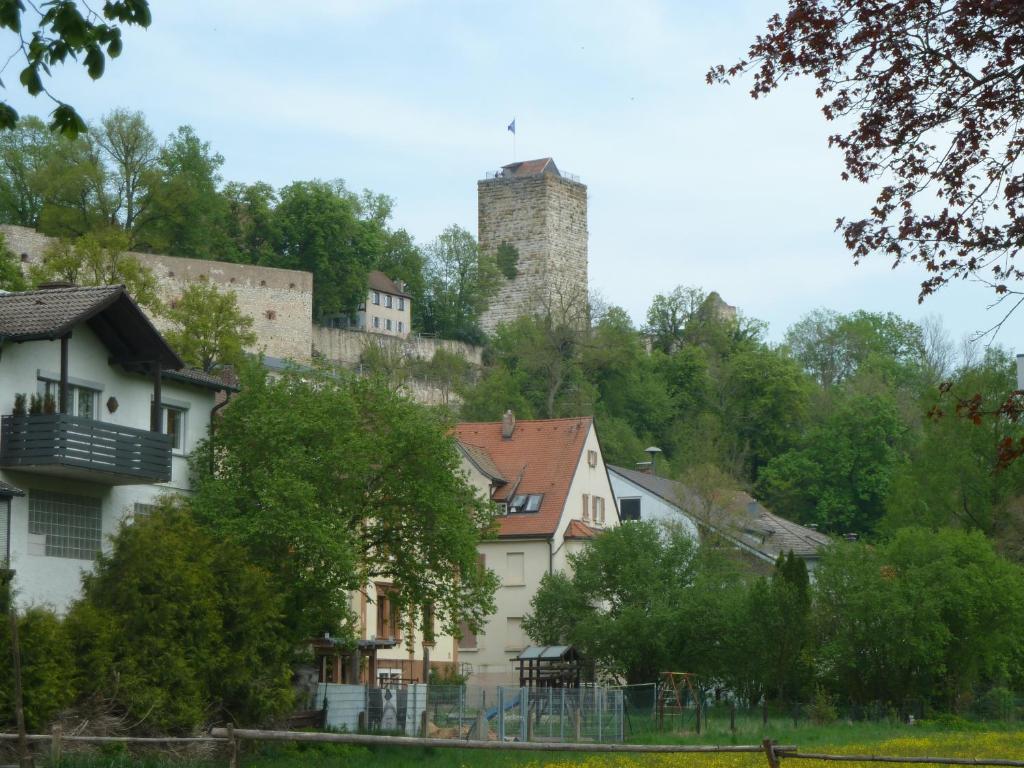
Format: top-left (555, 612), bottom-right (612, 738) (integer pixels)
top-left (454, 411), bottom-right (618, 686)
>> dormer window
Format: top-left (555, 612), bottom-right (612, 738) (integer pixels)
top-left (509, 494), bottom-right (543, 513)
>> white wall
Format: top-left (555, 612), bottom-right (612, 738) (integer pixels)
top-left (0, 324), bottom-right (216, 612)
top-left (608, 471), bottom-right (700, 540)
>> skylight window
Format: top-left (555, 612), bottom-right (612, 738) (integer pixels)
top-left (508, 494), bottom-right (543, 513)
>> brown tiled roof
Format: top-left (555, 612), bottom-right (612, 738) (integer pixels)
top-left (455, 417), bottom-right (592, 538)
top-left (0, 480), bottom-right (24, 497)
top-left (500, 158), bottom-right (559, 178)
top-left (0, 285), bottom-right (123, 340)
top-left (0, 285), bottom-right (182, 369)
top-left (368, 271), bottom-right (411, 299)
top-left (162, 368), bottom-right (239, 392)
top-left (458, 443), bottom-right (506, 483)
top-left (564, 520), bottom-right (599, 540)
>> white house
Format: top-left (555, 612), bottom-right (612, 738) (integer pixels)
top-left (454, 412), bottom-right (618, 687)
top-left (608, 464), bottom-right (830, 574)
top-left (0, 284), bottom-right (234, 611)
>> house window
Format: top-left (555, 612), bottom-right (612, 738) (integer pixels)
top-left (582, 493), bottom-right (590, 521)
top-left (398, 297), bottom-right (405, 311)
top-left (509, 494), bottom-right (542, 513)
top-left (133, 502), bottom-right (156, 517)
top-left (398, 321), bottom-right (404, 333)
top-left (620, 497), bottom-right (641, 521)
top-left (28, 490), bottom-right (101, 560)
top-left (376, 586), bottom-right (401, 641)
top-left (506, 552), bottom-right (525, 586)
top-left (373, 316), bottom-right (381, 329)
top-left (162, 406), bottom-right (187, 452)
top-left (587, 450), bottom-right (598, 467)
top-left (458, 619), bottom-right (478, 650)
top-left (506, 617), bottom-right (526, 652)
top-left (384, 294), bottom-right (393, 308)
top-left (43, 381), bottom-right (99, 418)
top-left (593, 496), bottom-right (605, 525)
top-left (372, 291), bottom-right (381, 305)
top-left (385, 318), bottom-right (393, 331)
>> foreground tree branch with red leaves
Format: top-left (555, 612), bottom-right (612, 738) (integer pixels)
top-left (712, 0), bottom-right (1024, 468)
top-left (710, 0), bottom-right (1024, 322)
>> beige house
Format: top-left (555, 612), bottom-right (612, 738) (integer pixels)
top-left (355, 271), bottom-right (412, 338)
top-left (454, 412), bottom-right (618, 687)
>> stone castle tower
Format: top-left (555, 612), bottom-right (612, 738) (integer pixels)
top-left (477, 157), bottom-right (588, 334)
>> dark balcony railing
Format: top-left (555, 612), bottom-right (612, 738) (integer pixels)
top-left (0, 414), bottom-right (172, 484)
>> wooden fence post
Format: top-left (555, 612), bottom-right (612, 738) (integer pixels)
top-left (10, 600), bottom-right (31, 768)
top-left (50, 725), bottom-right (62, 764)
top-left (762, 738), bottom-right (780, 768)
top-left (227, 724), bottom-right (239, 768)
top-left (730, 703), bottom-right (736, 734)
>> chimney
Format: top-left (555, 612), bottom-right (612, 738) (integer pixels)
top-left (501, 409), bottom-right (516, 439)
top-left (634, 461), bottom-right (653, 474)
top-left (395, 279), bottom-right (406, 294)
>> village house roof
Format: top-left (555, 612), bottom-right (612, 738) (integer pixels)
top-left (457, 442), bottom-right (507, 484)
top-left (454, 416), bottom-right (593, 538)
top-left (367, 270), bottom-right (411, 299)
top-left (500, 158), bottom-right (560, 178)
top-left (0, 285), bottom-right (183, 370)
top-left (564, 519), bottom-right (599, 540)
top-left (608, 464), bottom-right (830, 562)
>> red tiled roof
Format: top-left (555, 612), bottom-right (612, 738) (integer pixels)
top-left (500, 158), bottom-right (559, 178)
top-left (455, 417), bottom-right (592, 538)
top-left (564, 520), bottom-right (599, 540)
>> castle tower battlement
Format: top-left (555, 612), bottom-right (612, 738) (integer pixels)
top-left (477, 158), bottom-right (588, 334)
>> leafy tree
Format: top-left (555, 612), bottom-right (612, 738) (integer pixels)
top-left (0, 596), bottom-right (75, 731)
top-left (0, 1), bottom-right (152, 136)
top-left (785, 310), bottom-right (925, 389)
top-left (420, 224), bottom-right (500, 343)
top-left (35, 129), bottom-right (109, 236)
top-left (711, 1), bottom-right (1024, 312)
top-left (190, 364), bottom-right (499, 644)
top-left (0, 232), bottom-right (26, 290)
top-left (135, 126), bottom-right (231, 259)
top-left (757, 392), bottom-right (906, 533)
top-left (163, 283), bottom-right (257, 372)
top-left (94, 108), bottom-right (158, 232)
top-left (28, 230), bottom-right (159, 307)
top-left (645, 285), bottom-right (706, 353)
top-left (884, 349), bottom-right (1024, 543)
top-left (221, 181), bottom-right (280, 264)
top-left (719, 344), bottom-right (811, 478)
top-left (66, 500), bottom-right (293, 733)
top-left (524, 522), bottom-right (745, 685)
top-left (0, 115), bottom-right (57, 226)
top-left (269, 180), bottom-right (378, 318)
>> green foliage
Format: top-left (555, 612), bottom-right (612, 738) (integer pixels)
top-left (0, 1), bottom-right (151, 136)
top-left (757, 393), bottom-right (907, 533)
top-left (27, 229), bottom-right (159, 307)
top-left (163, 283), bottom-right (257, 372)
top-left (524, 522), bottom-right (745, 685)
top-left (67, 500), bottom-right (294, 733)
top-left (0, 601), bottom-right (76, 731)
top-left (495, 241), bottom-right (519, 279)
top-left (420, 225), bottom-right (501, 343)
top-left (0, 232), bottom-right (26, 290)
top-left (190, 364), bottom-right (499, 644)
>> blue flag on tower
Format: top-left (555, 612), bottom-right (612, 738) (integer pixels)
top-left (507, 119), bottom-right (516, 135)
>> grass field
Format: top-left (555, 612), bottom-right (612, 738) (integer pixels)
top-left (53, 722), bottom-right (1024, 768)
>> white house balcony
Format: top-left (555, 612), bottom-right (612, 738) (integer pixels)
top-left (0, 414), bottom-right (172, 485)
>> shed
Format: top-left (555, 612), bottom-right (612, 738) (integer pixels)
top-left (515, 645), bottom-right (582, 688)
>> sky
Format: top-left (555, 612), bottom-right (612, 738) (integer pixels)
top-left (7, 0), bottom-right (1022, 350)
